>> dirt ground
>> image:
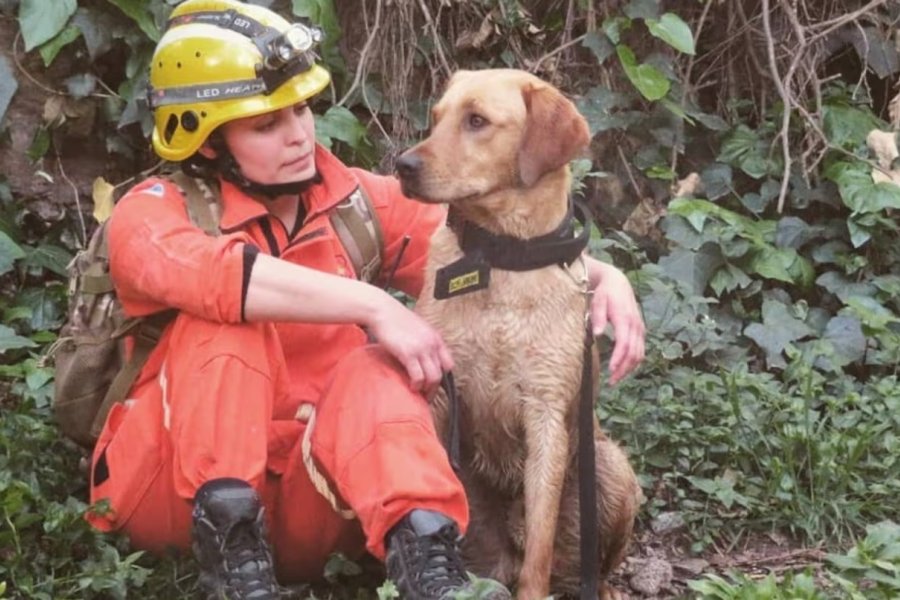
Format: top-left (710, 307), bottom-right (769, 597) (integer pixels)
top-left (612, 525), bottom-right (829, 598)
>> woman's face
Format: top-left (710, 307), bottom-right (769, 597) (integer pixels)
top-left (217, 102), bottom-right (317, 183)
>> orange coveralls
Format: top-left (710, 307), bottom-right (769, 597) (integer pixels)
top-left (87, 145), bottom-right (466, 582)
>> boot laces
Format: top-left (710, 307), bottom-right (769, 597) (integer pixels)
top-left (407, 525), bottom-right (469, 596)
top-left (216, 518), bottom-right (276, 595)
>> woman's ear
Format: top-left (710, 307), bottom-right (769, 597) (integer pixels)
top-left (197, 141), bottom-right (217, 159)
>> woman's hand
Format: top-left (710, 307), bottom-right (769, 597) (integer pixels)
top-left (246, 254), bottom-right (452, 392)
top-left (367, 297), bottom-right (454, 394)
top-left (585, 258), bottom-right (645, 385)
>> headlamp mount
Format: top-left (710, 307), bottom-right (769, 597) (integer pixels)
top-left (261, 24), bottom-right (323, 70)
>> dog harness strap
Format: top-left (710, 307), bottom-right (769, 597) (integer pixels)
top-left (439, 372), bottom-right (462, 472)
top-left (578, 318), bottom-right (599, 600)
top-left (451, 197), bottom-right (592, 272)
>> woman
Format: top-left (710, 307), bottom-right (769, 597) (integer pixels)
top-left (88, 1), bottom-right (645, 598)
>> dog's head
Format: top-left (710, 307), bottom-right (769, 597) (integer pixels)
top-left (396, 69), bottom-right (591, 206)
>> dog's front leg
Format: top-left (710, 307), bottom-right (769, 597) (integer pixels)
top-left (516, 402), bottom-right (569, 600)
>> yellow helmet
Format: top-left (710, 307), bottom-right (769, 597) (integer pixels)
top-left (148, 0), bottom-right (331, 162)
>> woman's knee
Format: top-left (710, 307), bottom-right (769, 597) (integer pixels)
top-left (320, 344), bottom-right (429, 419)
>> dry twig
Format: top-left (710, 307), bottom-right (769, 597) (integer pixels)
top-left (761, 0), bottom-right (797, 214)
top-left (669, 0), bottom-right (714, 184)
top-left (54, 149), bottom-right (87, 249)
top-left (416, 0), bottom-right (453, 77)
top-left (338, 0), bottom-right (384, 107)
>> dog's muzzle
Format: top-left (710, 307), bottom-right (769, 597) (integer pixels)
top-left (395, 152), bottom-right (429, 199)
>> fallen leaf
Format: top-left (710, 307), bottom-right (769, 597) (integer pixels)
top-left (92, 176), bottom-right (115, 223)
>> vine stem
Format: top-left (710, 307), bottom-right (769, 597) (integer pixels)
top-left (338, 0), bottom-right (383, 107)
top-left (807, 0), bottom-right (889, 41)
top-left (55, 148), bottom-right (87, 249)
top-left (530, 33), bottom-right (587, 74)
top-left (669, 0), bottom-right (714, 184)
top-left (761, 0), bottom-right (794, 214)
top-left (416, 0), bottom-right (452, 77)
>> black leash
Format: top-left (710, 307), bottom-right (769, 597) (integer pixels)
top-left (440, 371), bottom-right (461, 472)
top-left (578, 316), bottom-right (599, 600)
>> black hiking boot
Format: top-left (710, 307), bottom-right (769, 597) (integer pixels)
top-left (192, 478), bottom-right (280, 600)
top-left (385, 509), bottom-right (511, 600)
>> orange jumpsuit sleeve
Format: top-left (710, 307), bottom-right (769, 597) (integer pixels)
top-left (107, 178), bottom-right (252, 323)
top-left (352, 169), bottom-right (445, 298)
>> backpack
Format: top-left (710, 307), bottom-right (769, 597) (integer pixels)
top-left (51, 172), bottom-right (383, 448)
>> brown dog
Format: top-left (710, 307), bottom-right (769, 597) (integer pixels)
top-left (396, 69), bottom-right (641, 600)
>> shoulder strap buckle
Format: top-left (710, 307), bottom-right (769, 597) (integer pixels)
top-left (330, 186), bottom-right (384, 284)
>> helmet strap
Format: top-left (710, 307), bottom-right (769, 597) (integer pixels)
top-left (182, 135), bottom-right (321, 199)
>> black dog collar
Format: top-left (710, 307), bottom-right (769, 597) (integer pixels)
top-left (434, 198), bottom-right (592, 300)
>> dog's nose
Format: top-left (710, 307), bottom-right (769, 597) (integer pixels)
top-left (396, 153), bottom-right (422, 179)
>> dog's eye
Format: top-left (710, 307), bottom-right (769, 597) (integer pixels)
top-left (467, 114), bottom-right (488, 130)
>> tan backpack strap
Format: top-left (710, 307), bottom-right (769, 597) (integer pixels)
top-left (77, 222), bottom-right (114, 295)
top-left (88, 310), bottom-right (177, 439)
top-left (330, 186), bottom-right (384, 283)
top-left (167, 171), bottom-right (222, 236)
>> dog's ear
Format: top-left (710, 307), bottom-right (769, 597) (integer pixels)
top-left (518, 83), bottom-right (591, 187)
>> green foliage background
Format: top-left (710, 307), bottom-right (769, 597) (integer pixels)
top-left (1, 0), bottom-right (900, 597)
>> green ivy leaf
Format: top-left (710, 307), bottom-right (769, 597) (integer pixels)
top-left (582, 31), bottom-right (615, 64)
top-left (24, 360), bottom-right (54, 391)
top-left (616, 45), bottom-right (670, 101)
top-left (852, 27), bottom-right (900, 79)
top-left (72, 7), bottom-right (117, 60)
top-left (4, 306), bottom-right (33, 324)
top-left (823, 104), bottom-right (882, 149)
top-left (23, 244), bottom-right (73, 277)
top-left (748, 249), bottom-right (793, 283)
top-left (822, 315), bottom-right (867, 367)
top-left (18, 0), bottom-right (77, 51)
top-left (103, 0), bottom-right (161, 42)
top-left (775, 216), bottom-right (813, 250)
top-left (0, 56), bottom-right (18, 126)
top-left (718, 125), bottom-right (771, 178)
top-left (602, 16), bottom-right (632, 45)
top-left (0, 325), bottom-right (37, 353)
top-left (315, 105), bottom-right (368, 149)
top-left (646, 165), bottom-right (675, 180)
top-left (824, 160), bottom-right (900, 214)
top-left (693, 111), bottom-right (729, 131)
top-left (844, 296), bottom-right (900, 331)
top-left (847, 217), bottom-right (872, 248)
top-left (645, 13), bottom-right (695, 55)
top-left (660, 97), bottom-right (694, 124)
top-left (658, 243), bottom-right (724, 294)
top-left (710, 263), bottom-right (752, 295)
top-left (27, 126), bottom-right (51, 162)
top-left (0, 231), bottom-right (26, 275)
top-left (749, 247), bottom-right (812, 286)
top-left (38, 25), bottom-right (81, 67)
top-left (816, 272), bottom-right (876, 304)
top-left (744, 296), bottom-right (816, 368)
top-left (16, 287), bottom-right (65, 331)
top-left (700, 163), bottom-right (733, 201)
top-left (624, 0), bottom-right (660, 20)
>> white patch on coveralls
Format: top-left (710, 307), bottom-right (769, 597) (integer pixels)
top-left (159, 359), bottom-right (171, 430)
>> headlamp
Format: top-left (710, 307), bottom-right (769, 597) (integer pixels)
top-left (264, 24), bottom-right (322, 70)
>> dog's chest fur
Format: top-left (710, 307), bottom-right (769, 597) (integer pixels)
top-left (418, 226), bottom-right (590, 491)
